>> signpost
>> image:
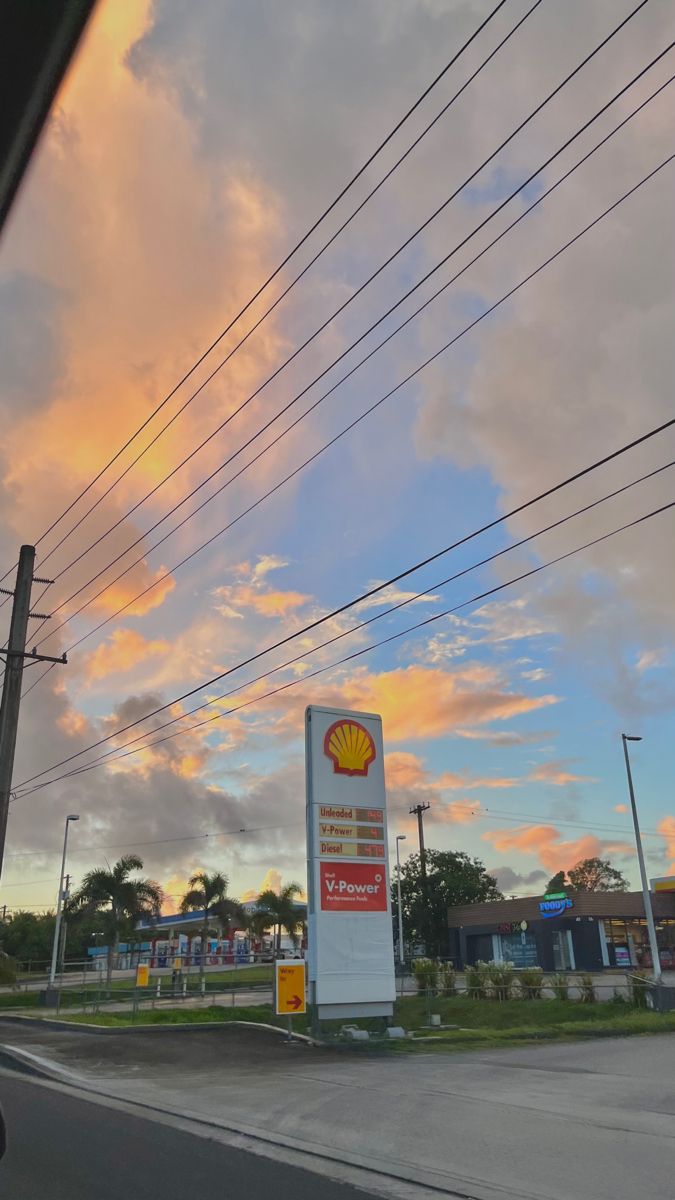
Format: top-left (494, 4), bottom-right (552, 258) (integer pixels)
top-left (306, 705), bottom-right (395, 1021)
top-left (275, 960), bottom-right (306, 1040)
top-left (135, 963), bottom-right (149, 988)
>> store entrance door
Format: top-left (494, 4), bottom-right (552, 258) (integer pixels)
top-left (552, 929), bottom-right (574, 970)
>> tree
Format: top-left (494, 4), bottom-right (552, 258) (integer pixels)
top-left (245, 909), bottom-right (271, 950)
top-left (72, 855), bottom-right (163, 986)
top-left (257, 882), bottom-right (303, 953)
top-left (394, 850), bottom-right (502, 957)
top-left (0, 910), bottom-right (55, 964)
top-left (180, 871), bottom-right (243, 988)
top-left (545, 870), bottom-right (567, 893)
top-left (567, 857), bottom-right (628, 892)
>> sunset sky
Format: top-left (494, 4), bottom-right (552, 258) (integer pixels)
top-left (1, 0), bottom-right (674, 917)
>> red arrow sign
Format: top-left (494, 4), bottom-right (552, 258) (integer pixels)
top-left (288, 994), bottom-right (302, 1011)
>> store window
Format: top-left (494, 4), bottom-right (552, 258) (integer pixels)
top-left (602, 918), bottom-right (675, 969)
top-left (498, 931), bottom-right (538, 968)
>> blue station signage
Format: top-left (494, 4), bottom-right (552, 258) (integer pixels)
top-left (538, 891), bottom-right (573, 919)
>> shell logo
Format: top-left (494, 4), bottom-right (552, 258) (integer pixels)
top-left (323, 719), bottom-right (376, 777)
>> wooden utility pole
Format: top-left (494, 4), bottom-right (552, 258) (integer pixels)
top-left (409, 801), bottom-right (431, 953)
top-left (409, 801), bottom-right (430, 879)
top-left (0, 545), bottom-right (35, 878)
top-left (0, 545), bottom-right (66, 880)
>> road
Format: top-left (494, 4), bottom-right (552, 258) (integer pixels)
top-left (0, 1074), bottom-right (378, 1200)
top-left (2, 1022), bottom-right (673, 1199)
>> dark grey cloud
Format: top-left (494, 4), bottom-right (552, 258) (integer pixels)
top-left (490, 865), bottom-right (546, 894)
top-left (0, 272), bottom-right (67, 417)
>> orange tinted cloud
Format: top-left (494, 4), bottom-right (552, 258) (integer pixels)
top-left (385, 751), bottom-right (426, 790)
top-left (215, 582), bottom-right (309, 618)
top-left (385, 751), bottom-right (518, 794)
top-left (85, 628), bottom-right (170, 680)
top-left (339, 665), bottom-right (559, 741)
top-left (435, 769), bottom-right (518, 791)
top-left (658, 816), bottom-right (675, 873)
top-left (87, 569), bottom-right (176, 617)
top-left (483, 824), bottom-right (604, 872)
top-left (252, 590), bottom-right (310, 616)
top-left (614, 803), bottom-right (628, 814)
top-left (56, 708), bottom-right (89, 737)
top-left (240, 868), bottom-right (283, 902)
top-left (529, 760), bottom-right (594, 786)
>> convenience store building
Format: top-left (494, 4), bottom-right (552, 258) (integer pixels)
top-left (447, 886), bottom-right (675, 972)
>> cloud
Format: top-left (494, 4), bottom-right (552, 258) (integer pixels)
top-left (214, 581), bottom-right (309, 619)
top-left (84, 628), bottom-right (171, 681)
top-left (528, 760), bottom-right (595, 786)
top-left (86, 568), bottom-right (176, 617)
top-left (521, 668), bottom-right (550, 682)
top-left (482, 823), bottom-right (634, 873)
top-left (614, 803), bottom-right (628, 814)
top-left (635, 649), bottom-right (666, 673)
top-left (658, 816), bottom-right (675, 874)
top-left (489, 866), bottom-right (547, 895)
top-left (338, 664), bottom-right (559, 741)
top-left (250, 556), bottom-right (288, 581)
top-left (454, 728), bottom-right (554, 746)
top-left (354, 583), bottom-right (442, 612)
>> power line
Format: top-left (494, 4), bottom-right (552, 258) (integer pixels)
top-left (0, 0), bottom-right (512, 590)
top-left (23, 135), bottom-right (675, 707)
top-left (31, 1), bottom-right (652, 605)
top-left (14, 495), bottom-right (675, 799)
top-left (27, 455), bottom-right (675, 786)
top-left (3, 821), bottom-right (305, 859)
top-left (26, 73), bottom-right (672, 672)
top-left (30, 1), bottom-right (541, 579)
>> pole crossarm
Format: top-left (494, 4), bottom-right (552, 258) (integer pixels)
top-left (0, 648), bottom-right (66, 664)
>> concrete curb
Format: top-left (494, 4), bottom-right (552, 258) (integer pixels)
top-left (0, 1012), bottom-right (315, 1043)
top-left (0, 1045), bottom-right (60, 1080)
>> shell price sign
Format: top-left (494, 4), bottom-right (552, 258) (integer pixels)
top-left (306, 705), bottom-right (395, 1021)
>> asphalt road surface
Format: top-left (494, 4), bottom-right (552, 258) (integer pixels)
top-left (0, 1074), bottom-right (375, 1200)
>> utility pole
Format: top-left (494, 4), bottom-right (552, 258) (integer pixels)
top-left (409, 802), bottom-right (430, 878)
top-left (0, 545), bottom-right (35, 878)
top-left (409, 801), bottom-right (431, 953)
top-left (0, 545), bottom-right (66, 881)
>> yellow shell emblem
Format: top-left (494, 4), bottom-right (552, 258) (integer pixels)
top-left (324, 720), bottom-right (376, 777)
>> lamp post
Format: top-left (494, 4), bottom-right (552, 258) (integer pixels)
top-left (621, 735), bottom-right (661, 982)
top-left (395, 835), bottom-right (406, 967)
top-left (49, 814), bottom-right (79, 988)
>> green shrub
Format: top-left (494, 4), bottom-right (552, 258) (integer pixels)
top-left (628, 970), bottom-right (650, 1009)
top-left (438, 962), bottom-right (456, 997)
top-left (519, 966), bottom-right (544, 1000)
top-left (465, 961), bottom-right (488, 999)
top-left (579, 973), bottom-right (596, 1003)
top-left (0, 954), bottom-right (17, 986)
top-left (412, 958), bottom-right (438, 994)
top-left (551, 972), bottom-right (569, 1001)
top-left (486, 960), bottom-right (515, 1001)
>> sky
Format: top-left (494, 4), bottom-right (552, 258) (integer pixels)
top-left (1, 0), bottom-right (674, 917)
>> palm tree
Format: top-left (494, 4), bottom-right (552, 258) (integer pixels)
top-left (245, 909), bottom-right (271, 954)
top-left (72, 855), bottom-right (162, 988)
top-left (180, 871), bottom-right (243, 988)
top-left (257, 882), bottom-right (303, 953)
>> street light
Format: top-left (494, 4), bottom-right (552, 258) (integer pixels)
top-left (621, 735), bottom-right (661, 983)
top-left (49, 814), bottom-right (79, 988)
top-left (395, 835), bottom-right (406, 968)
